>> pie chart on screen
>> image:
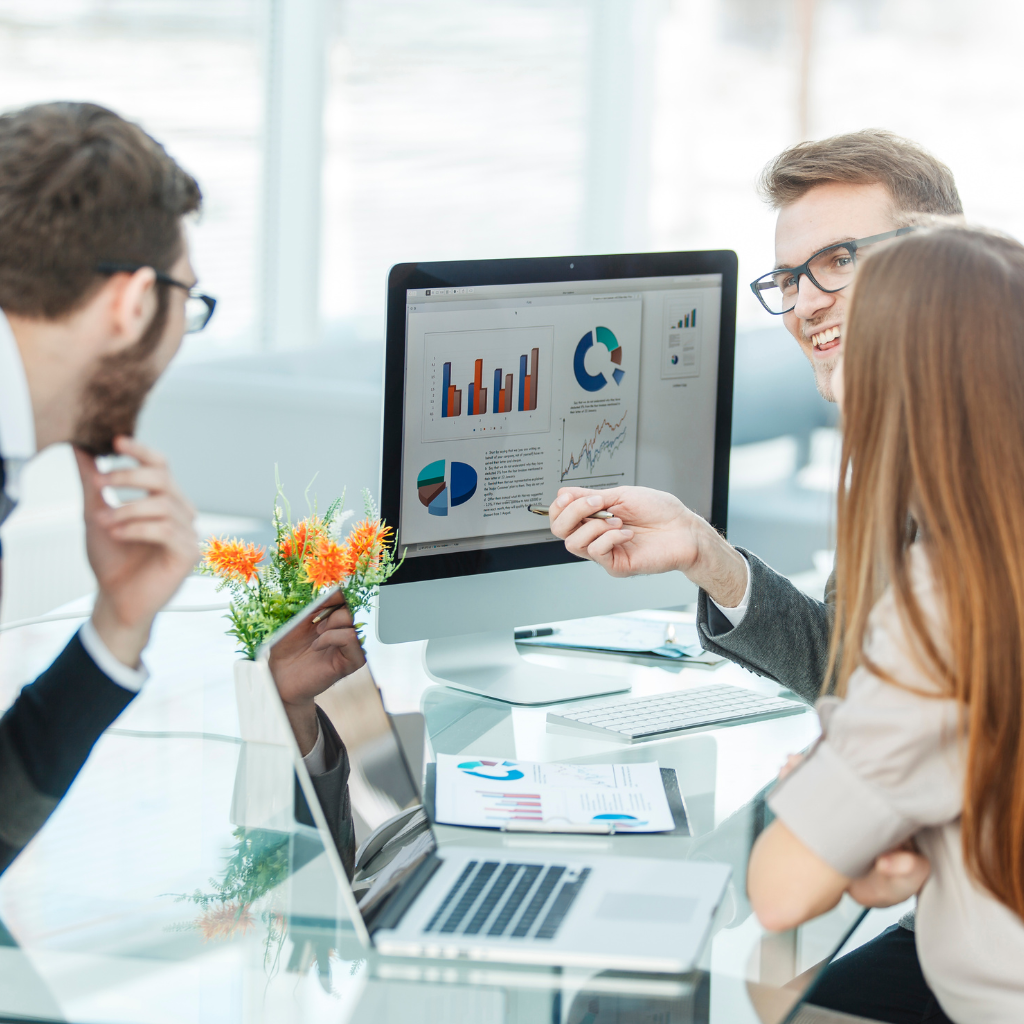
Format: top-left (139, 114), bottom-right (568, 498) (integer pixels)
top-left (417, 459), bottom-right (478, 517)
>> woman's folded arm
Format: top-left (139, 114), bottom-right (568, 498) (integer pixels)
top-left (748, 819), bottom-right (850, 932)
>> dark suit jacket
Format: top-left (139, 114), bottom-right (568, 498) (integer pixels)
top-left (0, 458), bottom-right (138, 874)
top-left (696, 547), bottom-right (835, 703)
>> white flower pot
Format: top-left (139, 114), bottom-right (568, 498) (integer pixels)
top-left (233, 657), bottom-right (279, 742)
top-left (229, 658), bottom-right (296, 831)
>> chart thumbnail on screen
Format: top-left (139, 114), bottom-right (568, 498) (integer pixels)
top-left (417, 459), bottom-right (478, 516)
top-left (573, 326), bottom-right (625, 392)
top-left (440, 348), bottom-right (540, 417)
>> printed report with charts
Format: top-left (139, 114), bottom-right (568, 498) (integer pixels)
top-left (434, 754), bottom-right (675, 833)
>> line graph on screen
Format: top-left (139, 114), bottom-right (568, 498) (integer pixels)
top-left (561, 410), bottom-right (629, 482)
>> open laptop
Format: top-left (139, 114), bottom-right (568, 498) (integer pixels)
top-left (258, 590), bottom-right (731, 973)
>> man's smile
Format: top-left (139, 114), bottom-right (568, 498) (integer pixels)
top-left (809, 324), bottom-right (842, 354)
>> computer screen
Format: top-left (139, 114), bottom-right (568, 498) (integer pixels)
top-left (381, 252), bottom-right (735, 585)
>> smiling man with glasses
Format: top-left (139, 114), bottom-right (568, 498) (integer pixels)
top-left (751, 225), bottom-right (913, 394)
top-left (549, 129), bottom-right (962, 1024)
top-left (0, 101), bottom-right (209, 876)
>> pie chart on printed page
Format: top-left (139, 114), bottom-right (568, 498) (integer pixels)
top-left (417, 459), bottom-right (478, 517)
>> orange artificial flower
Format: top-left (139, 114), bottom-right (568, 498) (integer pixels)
top-left (302, 535), bottom-right (354, 588)
top-left (278, 517), bottom-right (324, 560)
top-left (197, 902), bottom-right (256, 942)
top-left (342, 518), bottom-right (393, 573)
top-left (203, 538), bottom-right (265, 583)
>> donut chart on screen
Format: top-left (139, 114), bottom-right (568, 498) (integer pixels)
top-left (417, 459), bottom-right (478, 516)
top-left (573, 326), bottom-right (625, 392)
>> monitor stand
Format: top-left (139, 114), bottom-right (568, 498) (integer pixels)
top-left (423, 630), bottom-right (630, 706)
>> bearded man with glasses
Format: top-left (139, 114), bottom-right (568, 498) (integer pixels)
top-left (548, 129), bottom-right (962, 1024)
top-left (0, 102), bottom-right (212, 875)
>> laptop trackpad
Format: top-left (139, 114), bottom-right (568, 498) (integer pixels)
top-left (598, 893), bottom-right (696, 924)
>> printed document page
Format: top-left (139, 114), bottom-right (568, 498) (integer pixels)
top-left (434, 753), bottom-right (675, 832)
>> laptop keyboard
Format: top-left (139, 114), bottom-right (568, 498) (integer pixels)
top-left (547, 683), bottom-right (803, 740)
top-left (424, 860), bottom-right (591, 941)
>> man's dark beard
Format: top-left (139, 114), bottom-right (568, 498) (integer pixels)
top-left (72, 292), bottom-right (169, 456)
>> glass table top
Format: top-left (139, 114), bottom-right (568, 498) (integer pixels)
top-left (0, 577), bottom-right (865, 1024)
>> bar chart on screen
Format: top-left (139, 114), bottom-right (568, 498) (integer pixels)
top-left (662, 296), bottom-right (703, 379)
top-left (422, 326), bottom-right (553, 441)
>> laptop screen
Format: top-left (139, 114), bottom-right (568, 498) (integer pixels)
top-left (263, 605), bottom-right (436, 925)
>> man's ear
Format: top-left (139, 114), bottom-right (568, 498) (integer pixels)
top-left (103, 267), bottom-right (159, 353)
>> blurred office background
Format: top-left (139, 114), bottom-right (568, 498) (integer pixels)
top-left (1, 0), bottom-right (1017, 620)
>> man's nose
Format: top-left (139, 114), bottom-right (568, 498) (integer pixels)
top-left (792, 273), bottom-right (837, 321)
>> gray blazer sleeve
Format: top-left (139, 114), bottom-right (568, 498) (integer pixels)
top-left (300, 706), bottom-right (356, 880)
top-left (695, 548), bottom-right (835, 704)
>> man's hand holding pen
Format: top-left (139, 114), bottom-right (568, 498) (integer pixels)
top-left (548, 486), bottom-right (699, 577)
top-left (268, 600), bottom-right (365, 755)
top-left (545, 485), bottom-right (749, 608)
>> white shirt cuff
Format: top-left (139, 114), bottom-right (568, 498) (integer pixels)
top-left (79, 619), bottom-right (149, 693)
top-left (709, 553), bottom-right (752, 629)
top-left (302, 718), bottom-right (328, 776)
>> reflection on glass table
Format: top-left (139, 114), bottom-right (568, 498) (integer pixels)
top-left (0, 577), bottom-right (868, 1024)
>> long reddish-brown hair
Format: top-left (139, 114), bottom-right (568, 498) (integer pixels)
top-left (830, 226), bottom-right (1024, 918)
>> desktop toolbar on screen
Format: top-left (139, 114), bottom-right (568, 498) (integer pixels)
top-left (398, 274), bottom-right (723, 558)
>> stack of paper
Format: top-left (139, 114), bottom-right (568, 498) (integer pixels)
top-left (516, 615), bottom-right (723, 664)
top-left (434, 754), bottom-right (675, 833)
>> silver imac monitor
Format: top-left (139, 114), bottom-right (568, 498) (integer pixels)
top-left (377, 251), bottom-right (737, 705)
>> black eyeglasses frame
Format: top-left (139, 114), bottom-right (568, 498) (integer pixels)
top-left (749, 226), bottom-right (915, 316)
top-left (95, 261), bottom-right (217, 333)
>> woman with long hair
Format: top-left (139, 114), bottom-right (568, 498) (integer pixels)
top-left (747, 225), bottom-right (1024, 1023)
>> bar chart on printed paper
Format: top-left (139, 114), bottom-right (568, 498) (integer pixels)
top-left (423, 326), bottom-right (552, 440)
top-left (477, 790), bottom-right (544, 824)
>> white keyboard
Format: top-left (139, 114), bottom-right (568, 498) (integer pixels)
top-left (547, 683), bottom-right (804, 741)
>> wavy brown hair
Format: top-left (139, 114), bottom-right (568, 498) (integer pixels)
top-left (829, 226), bottom-right (1024, 918)
top-left (0, 101), bottom-right (200, 318)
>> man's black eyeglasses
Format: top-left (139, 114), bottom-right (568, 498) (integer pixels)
top-left (96, 262), bottom-right (217, 334)
top-left (749, 227), bottom-right (915, 316)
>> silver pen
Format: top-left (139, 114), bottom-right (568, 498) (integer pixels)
top-left (528, 503), bottom-right (614, 521)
